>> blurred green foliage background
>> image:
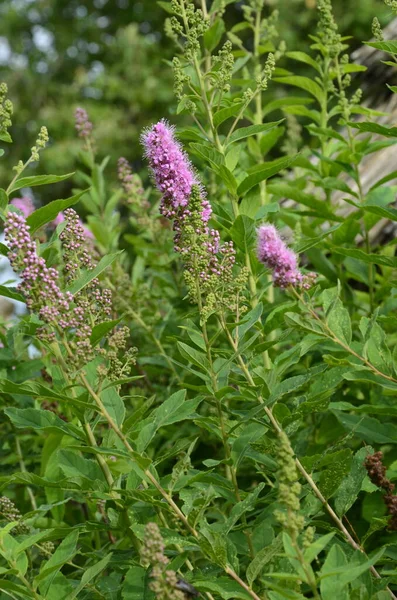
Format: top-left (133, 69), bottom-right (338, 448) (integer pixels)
top-left (0, 0), bottom-right (391, 202)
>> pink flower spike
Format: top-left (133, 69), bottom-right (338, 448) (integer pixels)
top-left (257, 224), bottom-right (309, 289)
top-left (141, 119), bottom-right (211, 223)
top-left (10, 196), bottom-right (35, 218)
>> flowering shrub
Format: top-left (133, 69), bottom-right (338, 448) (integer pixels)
top-left (1, 1), bottom-right (397, 599)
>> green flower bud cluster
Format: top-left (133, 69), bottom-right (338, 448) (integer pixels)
top-left (316, 0), bottom-right (343, 59)
top-left (97, 326), bottom-right (137, 383)
top-left (256, 53), bottom-right (276, 90)
top-left (385, 0), bottom-right (397, 13)
top-left (0, 82), bottom-right (13, 137)
top-left (180, 187), bottom-right (248, 322)
top-left (141, 522), bottom-right (185, 600)
top-left (0, 496), bottom-right (29, 534)
top-left (169, 0), bottom-right (209, 61)
top-left (281, 113), bottom-right (302, 156)
top-left (211, 41), bottom-right (234, 93)
top-left (31, 126), bottom-right (49, 162)
top-left (372, 17), bottom-right (384, 42)
top-left (274, 432), bottom-right (304, 542)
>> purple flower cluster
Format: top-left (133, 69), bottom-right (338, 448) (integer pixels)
top-left (4, 212), bottom-right (73, 334)
top-left (10, 196), bottom-right (35, 218)
top-left (257, 225), bottom-right (315, 289)
top-left (141, 119), bottom-right (211, 224)
top-left (75, 107), bottom-right (93, 140)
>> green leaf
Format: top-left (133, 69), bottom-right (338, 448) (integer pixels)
top-left (303, 532), bottom-right (335, 564)
top-left (331, 247), bottom-right (397, 268)
top-left (267, 182), bottom-right (340, 221)
top-left (334, 447), bottom-right (370, 516)
top-left (15, 530), bottom-right (52, 556)
top-left (0, 285), bottom-right (25, 303)
top-left (0, 579), bottom-right (35, 599)
top-left (137, 390), bottom-right (202, 451)
top-left (322, 287), bottom-right (352, 345)
top-left (223, 483), bottom-right (265, 533)
top-left (57, 449), bottom-right (106, 482)
top-left (67, 251), bottom-right (123, 294)
top-left (8, 173), bottom-right (74, 194)
top-left (229, 215), bottom-right (256, 252)
top-left (237, 156), bottom-right (297, 195)
top-left (286, 51), bottom-right (322, 72)
top-left (227, 121), bottom-right (283, 145)
top-left (69, 554), bottom-right (112, 599)
top-left (37, 530), bottom-right (79, 592)
top-left (5, 407), bottom-right (84, 441)
top-left (0, 188), bottom-right (8, 212)
top-left (192, 577), bottom-right (253, 600)
top-left (365, 40), bottom-right (397, 55)
top-left (214, 102), bottom-right (244, 127)
top-left (199, 526), bottom-right (228, 567)
top-left (26, 190), bottom-right (88, 233)
top-left (347, 121), bottom-right (397, 138)
top-left (320, 544), bottom-right (349, 600)
top-left (203, 18), bottom-right (225, 52)
top-left (273, 76), bottom-right (325, 104)
top-left (122, 566), bottom-right (154, 599)
top-left (318, 449), bottom-right (352, 498)
top-left (247, 536), bottom-right (283, 586)
top-left (0, 131), bottom-right (12, 143)
top-left (90, 318), bottom-right (122, 346)
top-left (100, 387), bottom-right (125, 427)
top-left (177, 341), bottom-right (210, 371)
top-left (333, 411), bottom-right (397, 444)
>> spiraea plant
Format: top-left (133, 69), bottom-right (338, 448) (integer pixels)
top-left (1, 1), bottom-right (397, 598)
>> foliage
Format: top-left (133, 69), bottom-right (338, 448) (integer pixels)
top-left (1, 1), bottom-right (397, 599)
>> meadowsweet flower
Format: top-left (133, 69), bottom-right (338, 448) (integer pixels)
top-left (257, 224), bottom-right (315, 289)
top-left (10, 196), bottom-right (35, 218)
top-left (4, 212), bottom-right (73, 339)
top-left (142, 122), bottom-right (248, 319)
top-left (141, 119), bottom-right (211, 223)
top-left (75, 107), bottom-right (93, 140)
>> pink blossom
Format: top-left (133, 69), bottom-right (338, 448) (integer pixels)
top-left (10, 197), bottom-right (35, 218)
top-left (75, 107), bottom-right (93, 139)
top-left (141, 119), bottom-right (211, 223)
top-left (257, 224), bottom-right (304, 289)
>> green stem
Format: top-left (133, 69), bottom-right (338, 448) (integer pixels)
top-left (195, 264), bottom-right (255, 559)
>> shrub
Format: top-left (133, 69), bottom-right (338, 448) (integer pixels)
top-left (1, 1), bottom-right (397, 598)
